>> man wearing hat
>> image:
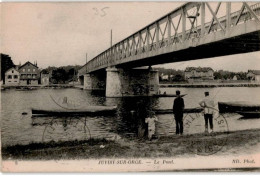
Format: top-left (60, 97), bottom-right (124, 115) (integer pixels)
top-left (173, 90), bottom-right (185, 135)
top-left (199, 91), bottom-right (216, 133)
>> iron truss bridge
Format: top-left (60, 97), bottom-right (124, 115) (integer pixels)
top-left (86, 2), bottom-right (260, 73)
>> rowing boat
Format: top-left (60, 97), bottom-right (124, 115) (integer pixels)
top-left (218, 101), bottom-right (260, 113)
top-left (236, 111), bottom-right (260, 118)
top-left (32, 105), bottom-right (117, 116)
top-left (153, 107), bottom-right (203, 114)
top-left (152, 94), bottom-right (187, 97)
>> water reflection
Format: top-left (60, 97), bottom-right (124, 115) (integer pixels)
top-left (110, 97), bottom-right (159, 139)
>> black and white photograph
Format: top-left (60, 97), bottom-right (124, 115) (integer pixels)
top-left (1, 1), bottom-right (260, 172)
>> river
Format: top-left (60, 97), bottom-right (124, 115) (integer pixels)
top-left (1, 87), bottom-right (260, 146)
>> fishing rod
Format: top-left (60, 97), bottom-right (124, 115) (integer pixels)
top-left (212, 86), bottom-right (223, 99)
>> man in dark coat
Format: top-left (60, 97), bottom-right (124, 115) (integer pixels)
top-left (173, 90), bottom-right (185, 135)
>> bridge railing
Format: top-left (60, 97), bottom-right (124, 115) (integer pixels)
top-left (86, 2), bottom-right (260, 73)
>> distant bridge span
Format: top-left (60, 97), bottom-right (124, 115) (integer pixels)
top-left (83, 2), bottom-right (260, 97)
top-left (86, 2), bottom-right (260, 73)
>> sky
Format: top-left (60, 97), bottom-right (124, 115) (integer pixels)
top-left (1, 1), bottom-right (260, 72)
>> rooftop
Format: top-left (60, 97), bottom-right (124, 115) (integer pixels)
top-left (185, 67), bottom-right (214, 72)
top-left (248, 70), bottom-right (260, 75)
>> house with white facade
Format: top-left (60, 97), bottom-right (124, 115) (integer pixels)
top-left (184, 67), bottom-right (214, 80)
top-left (247, 70), bottom-right (260, 82)
top-left (232, 75), bottom-right (238, 80)
top-left (160, 73), bottom-right (169, 81)
top-left (40, 70), bottom-right (50, 86)
top-left (5, 67), bottom-right (20, 85)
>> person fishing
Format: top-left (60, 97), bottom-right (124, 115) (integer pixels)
top-left (173, 90), bottom-right (185, 135)
top-left (199, 91), bottom-right (216, 134)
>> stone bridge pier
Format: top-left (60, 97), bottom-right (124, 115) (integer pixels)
top-left (105, 67), bottom-right (159, 97)
top-left (83, 72), bottom-right (106, 90)
top-left (84, 67), bottom-right (159, 97)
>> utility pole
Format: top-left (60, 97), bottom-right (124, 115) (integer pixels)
top-left (86, 53), bottom-right (88, 64)
top-left (111, 29), bottom-right (112, 47)
top-left (73, 67), bottom-right (75, 86)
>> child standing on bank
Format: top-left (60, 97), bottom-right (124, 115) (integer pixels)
top-left (145, 112), bottom-right (158, 140)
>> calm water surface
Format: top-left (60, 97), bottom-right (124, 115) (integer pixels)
top-left (1, 87), bottom-right (260, 146)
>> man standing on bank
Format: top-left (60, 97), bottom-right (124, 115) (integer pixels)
top-left (173, 90), bottom-right (185, 135)
top-left (199, 91), bottom-right (215, 133)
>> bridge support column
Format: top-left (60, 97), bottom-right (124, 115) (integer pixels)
top-left (83, 73), bottom-right (105, 90)
top-left (106, 67), bottom-right (159, 97)
top-left (106, 67), bottom-right (122, 97)
top-left (83, 74), bottom-right (92, 89)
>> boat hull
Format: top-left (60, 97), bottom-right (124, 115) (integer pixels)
top-left (218, 102), bottom-right (260, 113)
top-left (154, 108), bottom-right (203, 114)
top-left (152, 94), bottom-right (187, 97)
top-left (32, 106), bottom-right (117, 116)
top-left (236, 111), bottom-right (260, 118)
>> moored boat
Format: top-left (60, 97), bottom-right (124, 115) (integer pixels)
top-left (153, 107), bottom-right (203, 114)
top-left (236, 111), bottom-right (260, 118)
top-left (32, 105), bottom-right (117, 116)
top-left (152, 94), bottom-right (187, 97)
top-left (218, 101), bottom-right (260, 113)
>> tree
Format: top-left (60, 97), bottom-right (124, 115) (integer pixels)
top-left (51, 68), bottom-right (68, 84)
top-left (172, 74), bottom-right (185, 82)
top-left (237, 72), bottom-right (247, 80)
top-left (1, 53), bottom-right (15, 83)
top-left (68, 68), bottom-right (77, 81)
top-left (214, 71), bottom-right (222, 80)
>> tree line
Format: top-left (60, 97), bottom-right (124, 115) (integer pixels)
top-left (214, 70), bottom-right (247, 80)
top-left (44, 65), bottom-right (82, 84)
top-left (155, 67), bottom-right (249, 82)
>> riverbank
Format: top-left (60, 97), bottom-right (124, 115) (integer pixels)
top-left (2, 128), bottom-right (260, 160)
top-left (160, 83), bottom-right (260, 88)
top-left (2, 81), bottom-right (260, 90)
top-left (1, 84), bottom-right (75, 90)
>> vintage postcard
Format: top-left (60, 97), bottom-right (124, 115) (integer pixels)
top-left (1, 1), bottom-right (260, 172)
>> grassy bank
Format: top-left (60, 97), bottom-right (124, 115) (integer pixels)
top-left (2, 129), bottom-right (260, 160)
top-left (1, 139), bottom-right (130, 160)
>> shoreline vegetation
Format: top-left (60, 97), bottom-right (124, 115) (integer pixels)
top-left (2, 128), bottom-right (260, 160)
